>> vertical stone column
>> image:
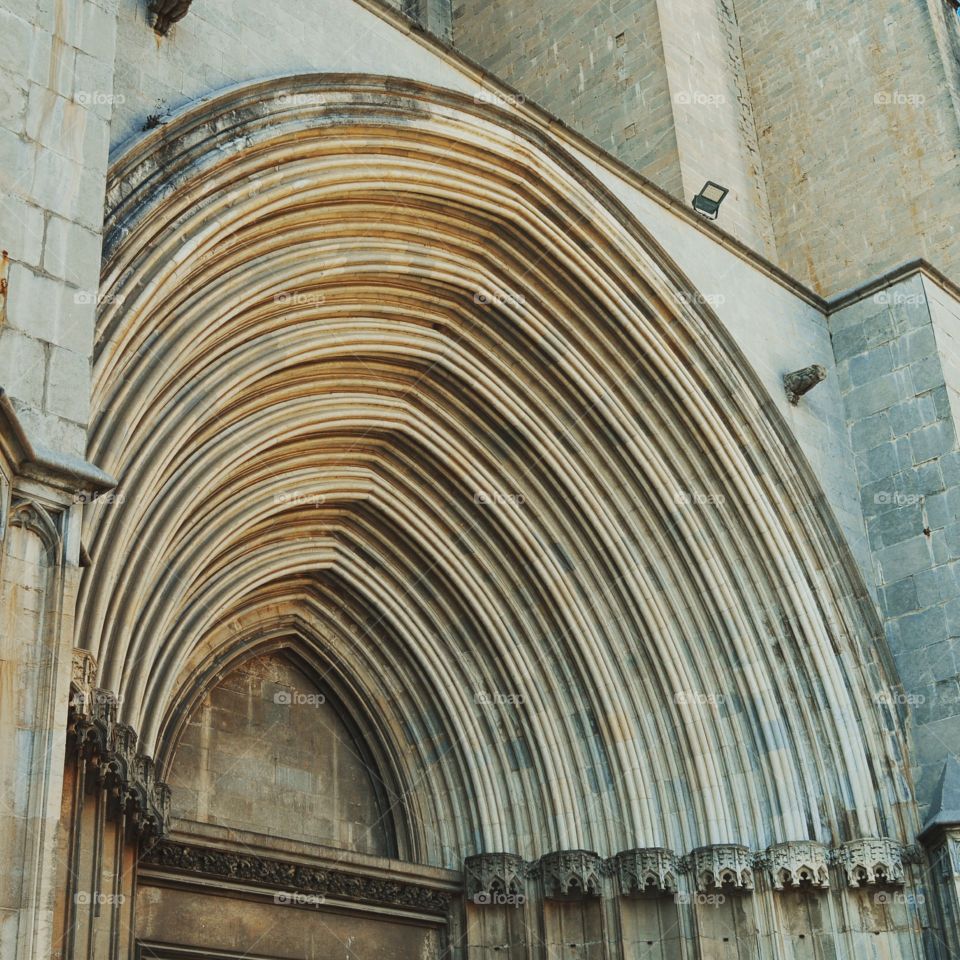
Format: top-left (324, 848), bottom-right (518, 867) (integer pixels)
top-left (48, 664), bottom-right (169, 960)
top-left (0, 396), bottom-right (113, 960)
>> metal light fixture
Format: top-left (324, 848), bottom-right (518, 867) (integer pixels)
top-left (692, 181), bottom-right (729, 220)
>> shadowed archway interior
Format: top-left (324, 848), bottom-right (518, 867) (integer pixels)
top-left (78, 75), bottom-right (914, 876)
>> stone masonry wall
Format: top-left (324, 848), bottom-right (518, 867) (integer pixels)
top-left (450, 0), bottom-right (686, 198)
top-left (0, 0), bottom-right (117, 458)
top-left (831, 272), bottom-right (960, 812)
top-left (734, 0), bottom-right (960, 295)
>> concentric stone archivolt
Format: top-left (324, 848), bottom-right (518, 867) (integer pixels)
top-left (79, 75), bottom-right (912, 869)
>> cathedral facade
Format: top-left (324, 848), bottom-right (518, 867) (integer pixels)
top-left (1, 1), bottom-right (960, 957)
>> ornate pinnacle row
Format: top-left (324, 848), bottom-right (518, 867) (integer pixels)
top-left (832, 838), bottom-right (906, 888)
top-left (465, 838), bottom-right (908, 901)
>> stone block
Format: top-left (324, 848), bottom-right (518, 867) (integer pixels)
top-left (42, 215), bottom-right (102, 286)
top-left (0, 194), bottom-right (44, 267)
top-left (0, 328), bottom-right (45, 407)
top-left (897, 605), bottom-right (947, 653)
top-left (44, 345), bottom-right (89, 423)
top-left (911, 420), bottom-right (956, 466)
top-left (881, 576), bottom-right (918, 618)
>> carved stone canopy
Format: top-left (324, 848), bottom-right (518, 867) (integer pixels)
top-left (689, 845), bottom-right (754, 893)
top-left (464, 853), bottom-right (526, 898)
top-left (766, 841), bottom-right (830, 891)
top-left (834, 838), bottom-right (905, 888)
top-left (68, 681), bottom-right (170, 841)
top-left (613, 848), bottom-right (679, 897)
top-left (538, 850), bottom-right (604, 900)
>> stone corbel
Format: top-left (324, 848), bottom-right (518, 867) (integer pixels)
top-left (464, 852), bottom-right (526, 902)
top-left (613, 848), bottom-right (679, 897)
top-left (833, 838), bottom-right (905, 888)
top-left (764, 841), bottom-right (830, 891)
top-left (538, 850), bottom-right (604, 900)
top-left (148, 0), bottom-right (194, 35)
top-left (688, 845), bottom-right (754, 893)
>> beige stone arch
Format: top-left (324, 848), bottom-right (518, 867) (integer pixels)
top-left (77, 75), bottom-right (915, 876)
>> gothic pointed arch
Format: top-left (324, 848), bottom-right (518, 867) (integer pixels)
top-left (78, 75), bottom-right (914, 875)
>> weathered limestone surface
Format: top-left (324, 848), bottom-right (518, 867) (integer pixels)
top-left (0, 0), bottom-right (958, 957)
top-left (0, 0), bottom-right (117, 458)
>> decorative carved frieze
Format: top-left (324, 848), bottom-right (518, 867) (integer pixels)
top-left (538, 850), bottom-right (603, 899)
top-left (834, 838), bottom-right (905, 888)
top-left (688, 845), bottom-right (754, 893)
top-left (613, 848), bottom-right (679, 897)
top-left (765, 841), bottom-right (830, 891)
top-left (464, 852), bottom-right (526, 899)
top-left (143, 840), bottom-right (454, 914)
top-left (68, 688), bottom-right (170, 841)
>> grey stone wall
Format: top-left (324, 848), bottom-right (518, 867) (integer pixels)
top-left (734, 0), bottom-right (960, 295)
top-left (831, 271), bottom-right (960, 811)
top-left (451, 0), bottom-right (686, 197)
top-left (0, 0), bottom-right (117, 458)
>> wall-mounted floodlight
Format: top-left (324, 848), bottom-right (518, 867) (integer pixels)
top-left (692, 181), bottom-right (729, 220)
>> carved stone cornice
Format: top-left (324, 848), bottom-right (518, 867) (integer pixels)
top-left (688, 845), bottom-right (754, 893)
top-left (538, 850), bottom-right (603, 899)
top-left (68, 689), bottom-right (170, 841)
top-left (464, 852), bottom-right (525, 898)
top-left (613, 848), bottom-right (679, 897)
top-left (764, 841), bottom-right (830, 891)
top-left (142, 839), bottom-right (454, 914)
top-left (833, 838), bottom-right (905, 888)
